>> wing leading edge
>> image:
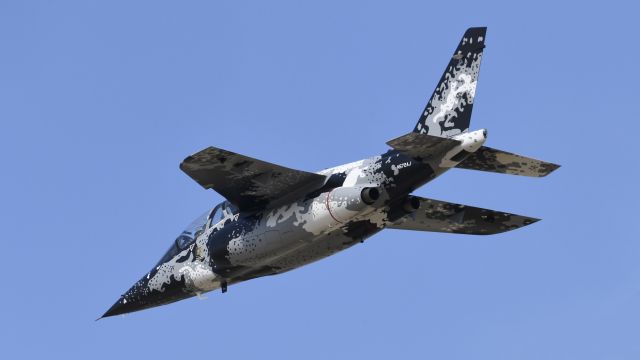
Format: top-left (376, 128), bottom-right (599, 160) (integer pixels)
top-left (180, 146), bottom-right (327, 212)
top-left (388, 196), bottom-right (539, 235)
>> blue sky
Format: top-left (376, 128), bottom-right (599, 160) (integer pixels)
top-left (1, 1), bottom-right (639, 359)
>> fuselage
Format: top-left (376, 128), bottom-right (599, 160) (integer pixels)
top-left (103, 130), bottom-right (487, 316)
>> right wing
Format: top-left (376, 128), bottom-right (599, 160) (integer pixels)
top-left (180, 146), bottom-right (327, 212)
top-left (455, 146), bottom-right (560, 177)
top-left (388, 196), bottom-right (539, 235)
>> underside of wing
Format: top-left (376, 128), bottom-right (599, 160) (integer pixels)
top-left (180, 147), bottom-right (327, 212)
top-left (456, 146), bottom-right (560, 177)
top-left (388, 196), bottom-right (539, 235)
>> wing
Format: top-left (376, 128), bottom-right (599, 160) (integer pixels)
top-left (456, 146), bottom-right (560, 177)
top-left (388, 196), bottom-right (539, 235)
top-left (180, 146), bottom-right (327, 212)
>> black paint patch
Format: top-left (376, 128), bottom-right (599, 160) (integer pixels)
top-left (343, 220), bottom-right (381, 242)
top-left (451, 149), bottom-right (471, 162)
top-left (378, 150), bottom-right (435, 199)
top-left (304, 172), bottom-right (347, 199)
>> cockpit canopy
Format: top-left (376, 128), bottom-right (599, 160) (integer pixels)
top-left (155, 201), bottom-right (237, 267)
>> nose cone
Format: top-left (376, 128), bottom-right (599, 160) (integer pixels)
top-left (101, 272), bottom-right (192, 318)
top-left (102, 295), bottom-right (143, 318)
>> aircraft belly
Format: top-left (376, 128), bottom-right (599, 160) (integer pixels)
top-left (265, 222), bottom-right (383, 273)
top-left (222, 219), bottom-right (383, 284)
top-left (224, 219), bottom-right (340, 267)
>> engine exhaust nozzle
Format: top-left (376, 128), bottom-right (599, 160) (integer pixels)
top-left (402, 196), bottom-right (421, 213)
top-left (361, 187), bottom-right (380, 205)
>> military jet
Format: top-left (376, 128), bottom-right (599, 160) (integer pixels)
top-left (102, 27), bottom-right (558, 318)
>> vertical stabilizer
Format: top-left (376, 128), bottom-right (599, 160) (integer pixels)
top-left (414, 27), bottom-right (486, 138)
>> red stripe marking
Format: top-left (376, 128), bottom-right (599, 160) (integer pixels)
top-left (325, 189), bottom-right (342, 224)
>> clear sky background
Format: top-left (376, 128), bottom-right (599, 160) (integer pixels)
top-left (1, 1), bottom-right (639, 359)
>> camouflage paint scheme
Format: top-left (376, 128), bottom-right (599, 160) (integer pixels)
top-left (102, 27), bottom-right (559, 318)
top-left (457, 146), bottom-right (561, 177)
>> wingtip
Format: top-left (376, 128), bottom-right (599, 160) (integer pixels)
top-left (528, 217), bottom-right (542, 224)
top-left (538, 162), bottom-right (561, 177)
top-left (489, 215), bottom-right (540, 235)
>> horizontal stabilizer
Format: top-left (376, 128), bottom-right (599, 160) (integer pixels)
top-left (388, 196), bottom-right (539, 235)
top-left (455, 146), bottom-right (560, 177)
top-left (180, 147), bottom-right (327, 212)
top-left (387, 132), bottom-right (461, 160)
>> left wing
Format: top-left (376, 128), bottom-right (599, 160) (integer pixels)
top-left (180, 146), bottom-right (327, 212)
top-left (388, 196), bottom-right (539, 235)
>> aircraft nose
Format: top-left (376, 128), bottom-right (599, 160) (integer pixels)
top-left (100, 273), bottom-right (191, 319)
top-left (101, 280), bottom-right (149, 318)
top-left (102, 294), bottom-right (142, 318)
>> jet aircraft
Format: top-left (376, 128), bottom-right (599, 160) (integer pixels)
top-left (102, 27), bottom-right (559, 318)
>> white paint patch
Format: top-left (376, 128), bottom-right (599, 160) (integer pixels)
top-left (439, 129), bottom-right (487, 168)
top-left (343, 167), bottom-right (363, 187)
top-left (431, 73), bottom-right (477, 129)
top-left (266, 204), bottom-right (304, 228)
top-left (420, 52), bottom-right (483, 136)
top-left (318, 159), bottom-right (365, 176)
top-left (367, 207), bottom-right (388, 228)
top-left (147, 228), bottom-right (219, 293)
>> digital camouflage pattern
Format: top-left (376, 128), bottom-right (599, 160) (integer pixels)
top-left (414, 27), bottom-right (486, 137)
top-left (101, 27), bottom-right (559, 318)
top-left (456, 146), bottom-right (561, 177)
top-left (180, 146), bottom-right (327, 211)
top-left (388, 197), bottom-right (539, 235)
